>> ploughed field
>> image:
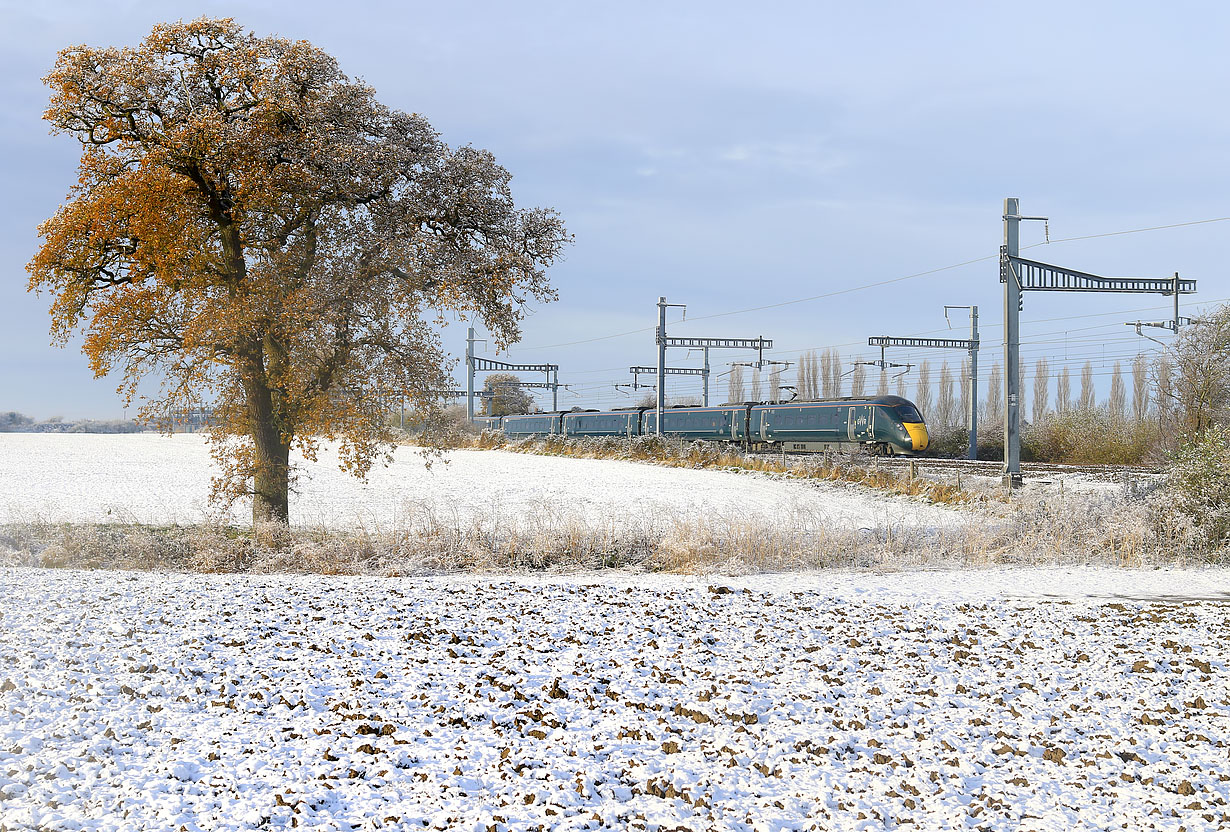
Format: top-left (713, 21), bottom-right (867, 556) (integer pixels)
top-left (1, 568), bottom-right (1228, 831)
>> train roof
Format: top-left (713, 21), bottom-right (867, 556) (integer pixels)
top-left (500, 395), bottom-right (922, 419)
top-left (732, 395), bottom-right (918, 408)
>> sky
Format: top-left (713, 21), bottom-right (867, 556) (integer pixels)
top-left (2, 0), bottom-right (1228, 418)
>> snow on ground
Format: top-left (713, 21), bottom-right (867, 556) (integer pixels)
top-left (0, 434), bottom-right (964, 531)
top-left (2, 568), bottom-right (1228, 831)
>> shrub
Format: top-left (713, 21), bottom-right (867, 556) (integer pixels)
top-left (1166, 425), bottom-right (1230, 552)
top-left (629, 434), bottom-right (671, 461)
top-left (1023, 410), bottom-right (1160, 465)
top-left (926, 425), bottom-right (971, 458)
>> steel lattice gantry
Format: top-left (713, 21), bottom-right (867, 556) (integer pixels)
top-left (869, 312), bottom-right (980, 459)
top-left (493, 381), bottom-right (558, 390)
top-left (628, 365), bottom-right (708, 404)
top-left (868, 336), bottom-right (976, 351)
top-left (465, 326), bottom-right (562, 419)
top-left (999, 197), bottom-right (1196, 485)
top-left (470, 357), bottom-right (560, 373)
top-left (430, 389), bottom-right (494, 399)
top-left (661, 337), bottom-right (772, 350)
top-left (1001, 255), bottom-right (1195, 295)
top-left (653, 297), bottom-right (774, 431)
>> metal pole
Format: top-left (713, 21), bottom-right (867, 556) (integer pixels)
top-left (969, 306), bottom-right (979, 460)
top-left (466, 326), bottom-right (476, 422)
top-left (656, 297), bottom-right (667, 435)
top-left (1174, 272), bottom-right (1181, 331)
top-left (703, 347), bottom-right (710, 407)
top-left (551, 367), bottom-right (558, 412)
top-left (1003, 198), bottom-right (1022, 486)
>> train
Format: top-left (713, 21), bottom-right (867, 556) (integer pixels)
top-left (474, 395), bottom-right (929, 455)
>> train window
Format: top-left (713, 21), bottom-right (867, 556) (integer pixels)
top-left (896, 404), bottom-right (923, 423)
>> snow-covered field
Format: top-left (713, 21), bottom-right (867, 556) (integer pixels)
top-left (0, 434), bottom-right (963, 532)
top-left (2, 568), bottom-right (1228, 831)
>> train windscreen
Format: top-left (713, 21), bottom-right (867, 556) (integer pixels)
top-left (895, 404), bottom-right (923, 423)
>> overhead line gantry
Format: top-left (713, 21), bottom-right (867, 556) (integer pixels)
top-left (465, 326), bottom-right (561, 420)
top-left (653, 297), bottom-right (772, 433)
top-left (999, 197), bottom-right (1196, 486)
top-left (869, 305), bottom-right (980, 459)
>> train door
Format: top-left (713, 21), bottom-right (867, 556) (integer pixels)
top-left (848, 405), bottom-right (873, 441)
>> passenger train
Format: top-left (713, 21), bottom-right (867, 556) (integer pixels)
top-left (475, 395), bottom-right (929, 456)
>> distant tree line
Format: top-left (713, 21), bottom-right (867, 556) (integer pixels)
top-left (0, 411), bottom-right (147, 433)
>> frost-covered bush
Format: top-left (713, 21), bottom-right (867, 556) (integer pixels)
top-left (593, 436), bottom-right (623, 457)
top-left (926, 425), bottom-right (971, 459)
top-left (1166, 426), bottom-right (1230, 552)
top-left (476, 429), bottom-right (506, 449)
top-left (684, 440), bottom-right (720, 467)
top-left (1023, 410), bottom-right (1159, 465)
top-left (629, 434), bottom-right (671, 460)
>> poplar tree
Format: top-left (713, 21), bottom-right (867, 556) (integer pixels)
top-left (1057, 367), bottom-right (1072, 413)
top-left (1032, 358), bottom-right (1050, 422)
top-left (1079, 361), bottom-right (1096, 411)
top-left (1132, 353), bottom-right (1150, 422)
top-left (958, 357), bottom-right (970, 425)
top-left (1109, 362), bottom-right (1127, 419)
top-left (728, 365), bottom-right (745, 403)
top-left (914, 360), bottom-right (932, 419)
top-left (850, 361), bottom-right (867, 398)
top-left (985, 364), bottom-right (1003, 424)
top-left (936, 361), bottom-right (955, 427)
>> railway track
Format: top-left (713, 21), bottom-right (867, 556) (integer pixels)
top-left (869, 456), bottom-right (1161, 481)
top-left (751, 451), bottom-right (1161, 482)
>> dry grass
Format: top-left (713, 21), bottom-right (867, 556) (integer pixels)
top-left (450, 432), bottom-right (983, 507)
top-left (0, 478), bottom-right (1217, 575)
top-left (0, 431), bottom-right (1214, 576)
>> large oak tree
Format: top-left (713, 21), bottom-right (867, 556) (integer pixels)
top-left (28, 18), bottom-right (568, 524)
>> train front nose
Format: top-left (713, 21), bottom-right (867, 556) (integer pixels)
top-left (904, 422), bottom-right (929, 451)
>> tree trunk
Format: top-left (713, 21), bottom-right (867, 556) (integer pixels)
top-left (252, 426), bottom-right (290, 525)
top-left (244, 351), bottom-right (291, 526)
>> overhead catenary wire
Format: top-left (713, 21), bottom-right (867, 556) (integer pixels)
top-left (520, 297), bottom-right (1211, 401)
top-left (505, 215), bottom-right (1230, 353)
top-left (486, 214), bottom-right (1229, 408)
